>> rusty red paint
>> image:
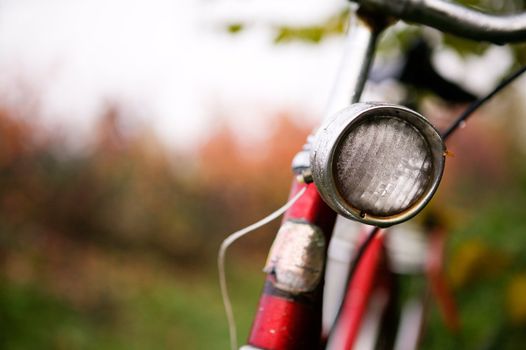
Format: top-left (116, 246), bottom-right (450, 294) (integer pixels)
top-left (246, 178), bottom-right (336, 349)
top-left (248, 283), bottom-right (322, 350)
top-left (329, 231), bottom-right (386, 349)
top-left (284, 180), bottom-right (336, 233)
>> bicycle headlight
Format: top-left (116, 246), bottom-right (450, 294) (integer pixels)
top-left (311, 103), bottom-right (445, 227)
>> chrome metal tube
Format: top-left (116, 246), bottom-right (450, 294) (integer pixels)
top-left (292, 9), bottom-right (383, 171)
top-left (351, 0), bottom-right (526, 44)
top-left (324, 11), bottom-right (381, 120)
top-left (320, 10), bottom-right (386, 336)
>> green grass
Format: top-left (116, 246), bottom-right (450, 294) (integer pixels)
top-left (0, 260), bottom-right (266, 350)
top-left (2, 165), bottom-right (526, 350)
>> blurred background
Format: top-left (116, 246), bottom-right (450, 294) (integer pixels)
top-left (1, 0), bottom-right (526, 349)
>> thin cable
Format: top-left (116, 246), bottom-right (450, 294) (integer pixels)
top-left (441, 64), bottom-right (526, 140)
top-left (218, 186), bottom-right (307, 350)
top-left (326, 226), bottom-right (381, 344)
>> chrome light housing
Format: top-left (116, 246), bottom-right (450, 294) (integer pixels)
top-left (310, 103), bottom-right (445, 227)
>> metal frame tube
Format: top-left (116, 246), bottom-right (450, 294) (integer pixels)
top-left (324, 10), bottom-right (383, 120)
top-left (245, 8), bottom-right (389, 350)
top-left (351, 0), bottom-right (526, 44)
top-left (292, 8), bottom-right (384, 171)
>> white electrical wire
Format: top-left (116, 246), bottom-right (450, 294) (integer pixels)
top-left (218, 186), bottom-right (307, 350)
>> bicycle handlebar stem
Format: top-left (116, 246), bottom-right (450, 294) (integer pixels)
top-left (324, 9), bottom-right (387, 121)
top-left (292, 8), bottom-right (388, 172)
top-left (350, 0), bottom-right (526, 44)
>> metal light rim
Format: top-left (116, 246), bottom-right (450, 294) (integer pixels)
top-left (311, 102), bottom-right (446, 227)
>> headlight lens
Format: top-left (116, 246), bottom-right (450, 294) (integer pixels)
top-left (311, 103), bottom-right (445, 227)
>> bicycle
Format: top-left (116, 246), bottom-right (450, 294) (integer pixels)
top-left (219, 1), bottom-right (526, 349)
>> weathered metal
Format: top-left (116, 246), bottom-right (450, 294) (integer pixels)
top-left (311, 102), bottom-right (445, 227)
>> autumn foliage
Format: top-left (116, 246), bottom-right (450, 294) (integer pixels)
top-left (0, 104), bottom-right (312, 274)
top-left (0, 101), bottom-right (315, 347)
top-left (1, 96), bottom-right (526, 349)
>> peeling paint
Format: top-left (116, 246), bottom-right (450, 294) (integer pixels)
top-left (264, 221), bottom-right (326, 293)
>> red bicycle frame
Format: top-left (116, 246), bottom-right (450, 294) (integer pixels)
top-left (247, 181), bottom-right (335, 349)
top-left (236, 1), bottom-right (526, 348)
top-left (243, 9), bottom-right (390, 350)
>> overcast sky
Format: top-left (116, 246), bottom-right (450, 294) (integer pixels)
top-left (0, 0), bottom-right (351, 150)
top-left (0, 0), bottom-right (515, 150)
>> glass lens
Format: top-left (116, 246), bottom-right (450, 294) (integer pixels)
top-left (334, 115), bottom-right (433, 217)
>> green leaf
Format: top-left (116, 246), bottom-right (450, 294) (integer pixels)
top-left (226, 23), bottom-right (244, 34)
